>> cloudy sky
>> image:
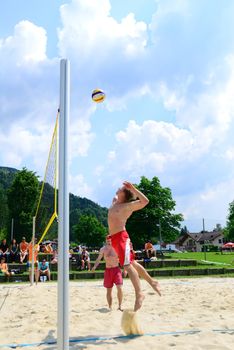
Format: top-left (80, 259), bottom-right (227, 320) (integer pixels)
top-left (1, 0), bottom-right (234, 231)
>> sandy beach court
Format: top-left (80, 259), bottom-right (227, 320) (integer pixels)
top-left (0, 277), bottom-right (234, 349)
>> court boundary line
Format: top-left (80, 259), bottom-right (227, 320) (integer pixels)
top-left (1, 328), bottom-right (234, 348)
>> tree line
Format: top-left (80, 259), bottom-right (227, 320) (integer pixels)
top-left (1, 166), bottom-right (233, 248)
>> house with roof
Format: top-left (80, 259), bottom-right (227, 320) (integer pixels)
top-left (174, 231), bottom-right (224, 252)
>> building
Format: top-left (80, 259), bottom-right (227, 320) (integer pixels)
top-left (174, 231), bottom-right (224, 252)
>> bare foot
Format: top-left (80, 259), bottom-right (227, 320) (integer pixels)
top-left (118, 306), bottom-right (123, 312)
top-left (151, 281), bottom-right (161, 296)
top-left (134, 293), bottom-right (145, 312)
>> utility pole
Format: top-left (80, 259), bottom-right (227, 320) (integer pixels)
top-left (159, 219), bottom-right (162, 250)
top-left (11, 218), bottom-right (14, 240)
top-left (203, 218), bottom-right (207, 260)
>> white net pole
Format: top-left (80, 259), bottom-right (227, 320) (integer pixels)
top-left (58, 58), bottom-right (70, 350)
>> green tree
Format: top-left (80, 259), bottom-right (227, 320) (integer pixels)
top-left (225, 201), bottom-right (234, 241)
top-left (73, 214), bottom-right (107, 247)
top-left (126, 176), bottom-right (183, 249)
top-left (0, 186), bottom-right (9, 231)
top-left (213, 223), bottom-right (223, 232)
top-left (180, 225), bottom-right (189, 235)
top-left (7, 168), bottom-right (39, 241)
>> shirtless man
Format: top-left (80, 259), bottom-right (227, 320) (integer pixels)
top-left (92, 237), bottom-right (123, 311)
top-left (108, 181), bottom-right (161, 311)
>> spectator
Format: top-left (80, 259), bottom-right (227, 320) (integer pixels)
top-left (40, 244), bottom-right (46, 253)
top-left (76, 250), bottom-right (83, 270)
top-left (27, 238), bottom-right (40, 284)
top-left (69, 247), bottom-right (77, 262)
top-left (74, 246), bottom-right (82, 268)
top-left (10, 238), bottom-right (19, 263)
top-left (38, 258), bottom-right (51, 282)
top-left (69, 247), bottom-right (73, 259)
top-left (144, 240), bottom-right (155, 259)
top-left (81, 247), bottom-right (91, 271)
top-left (19, 237), bottom-right (29, 263)
top-left (74, 245), bottom-right (82, 253)
top-left (51, 249), bottom-right (58, 264)
top-left (0, 256), bottom-right (13, 277)
top-left (51, 241), bottom-right (58, 251)
top-left (0, 239), bottom-right (10, 262)
top-left (43, 242), bottom-right (53, 254)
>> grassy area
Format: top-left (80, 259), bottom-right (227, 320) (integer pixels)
top-left (165, 252), bottom-right (234, 265)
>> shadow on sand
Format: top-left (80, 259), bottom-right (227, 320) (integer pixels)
top-left (40, 329), bottom-right (138, 349)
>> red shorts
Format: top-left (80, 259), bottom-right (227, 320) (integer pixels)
top-left (103, 266), bottom-right (123, 288)
top-left (108, 230), bottom-right (133, 266)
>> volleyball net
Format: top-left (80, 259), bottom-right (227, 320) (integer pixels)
top-left (34, 111), bottom-right (59, 246)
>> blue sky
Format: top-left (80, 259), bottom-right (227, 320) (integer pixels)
top-left (1, 0), bottom-right (234, 232)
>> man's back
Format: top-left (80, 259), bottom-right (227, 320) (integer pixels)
top-left (108, 202), bottom-right (132, 235)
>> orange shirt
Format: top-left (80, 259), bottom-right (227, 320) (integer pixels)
top-left (20, 242), bottom-right (28, 252)
top-left (145, 242), bottom-right (153, 250)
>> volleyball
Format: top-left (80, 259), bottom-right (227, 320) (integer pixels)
top-left (92, 89), bottom-right (106, 103)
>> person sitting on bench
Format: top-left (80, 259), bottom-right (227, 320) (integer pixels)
top-left (144, 240), bottom-right (155, 259)
top-left (38, 258), bottom-right (50, 282)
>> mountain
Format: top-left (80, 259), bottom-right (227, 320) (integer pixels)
top-left (0, 167), bottom-right (18, 232)
top-left (0, 166), bottom-right (108, 240)
top-left (0, 166), bottom-right (18, 190)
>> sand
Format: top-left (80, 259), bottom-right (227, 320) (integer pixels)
top-left (0, 277), bottom-right (234, 349)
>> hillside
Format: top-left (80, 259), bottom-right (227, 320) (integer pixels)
top-left (0, 167), bottom-right (18, 231)
top-left (0, 166), bottom-right (108, 239)
top-left (0, 166), bottom-right (18, 190)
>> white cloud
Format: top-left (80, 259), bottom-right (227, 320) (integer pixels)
top-left (58, 0), bottom-right (147, 60)
top-left (176, 177), bottom-right (234, 231)
top-left (1, 0), bottom-right (234, 231)
top-left (56, 0), bottom-right (149, 107)
top-left (0, 20), bottom-right (47, 65)
top-left (0, 123), bottom-right (52, 172)
top-left (114, 119), bottom-right (194, 166)
top-left (69, 173), bottom-right (94, 199)
top-left (0, 15), bottom-right (95, 173)
top-left (224, 147), bottom-right (234, 161)
top-left (108, 151), bottom-right (116, 161)
top-left (70, 117), bottom-right (95, 158)
top-left (94, 165), bottom-right (104, 177)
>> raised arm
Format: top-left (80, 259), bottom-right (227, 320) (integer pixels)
top-left (123, 181), bottom-right (149, 211)
top-left (91, 249), bottom-right (104, 271)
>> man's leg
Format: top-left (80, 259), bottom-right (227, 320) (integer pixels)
top-left (132, 260), bottom-right (161, 296)
top-left (22, 252), bottom-right (26, 263)
top-left (106, 288), bottom-right (113, 309)
top-left (124, 264), bottom-right (144, 311)
top-left (111, 233), bottom-right (144, 311)
top-left (116, 285), bottom-right (123, 311)
top-left (46, 270), bottom-right (51, 281)
top-left (35, 269), bottom-right (39, 284)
